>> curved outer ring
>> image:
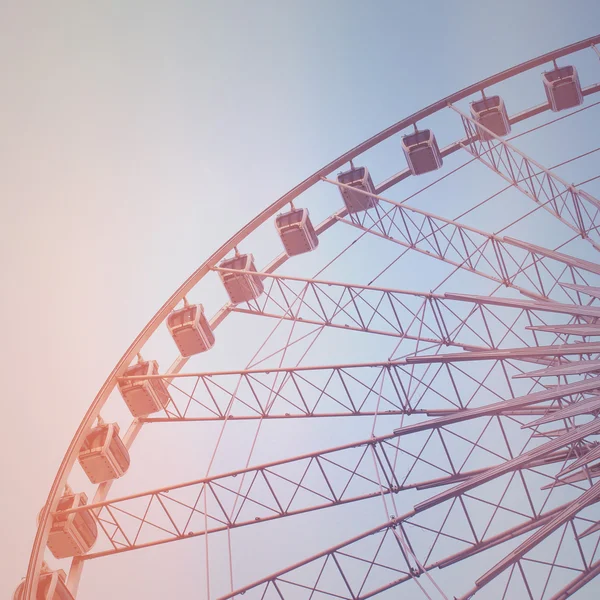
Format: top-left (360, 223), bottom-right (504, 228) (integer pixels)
top-left (23, 34), bottom-right (600, 599)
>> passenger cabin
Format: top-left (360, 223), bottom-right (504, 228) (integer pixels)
top-left (42, 492), bottom-right (97, 559)
top-left (168, 304), bottom-right (215, 357)
top-left (13, 570), bottom-right (74, 600)
top-left (470, 95), bottom-right (511, 140)
top-left (402, 129), bottom-right (443, 175)
top-left (542, 66), bottom-right (583, 112)
top-left (78, 422), bottom-right (130, 484)
top-left (218, 254), bottom-right (264, 304)
top-left (337, 166), bottom-right (378, 214)
top-left (275, 208), bottom-right (319, 256)
top-left (118, 360), bottom-right (170, 417)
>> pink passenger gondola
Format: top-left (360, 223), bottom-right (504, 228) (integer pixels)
top-left (118, 360), bottom-right (170, 417)
top-left (78, 422), bottom-right (130, 484)
top-left (337, 166), bottom-right (378, 214)
top-left (542, 65), bottom-right (583, 111)
top-left (275, 208), bottom-right (319, 256)
top-left (470, 95), bottom-right (511, 140)
top-left (41, 492), bottom-right (97, 559)
top-left (168, 304), bottom-right (215, 357)
top-left (13, 569), bottom-right (74, 600)
top-left (218, 254), bottom-right (264, 304)
top-left (402, 129), bottom-right (443, 175)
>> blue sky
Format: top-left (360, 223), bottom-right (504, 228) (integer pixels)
top-left (1, 1), bottom-right (599, 598)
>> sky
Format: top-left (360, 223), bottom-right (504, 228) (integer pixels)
top-left (1, 1), bottom-right (600, 599)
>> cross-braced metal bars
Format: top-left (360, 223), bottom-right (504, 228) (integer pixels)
top-left (449, 103), bottom-right (600, 251)
top-left (209, 410), bottom-right (600, 599)
top-left (141, 361), bottom-right (537, 422)
top-left (215, 270), bottom-right (600, 356)
top-left (216, 496), bottom-right (600, 600)
top-left (323, 178), bottom-right (600, 302)
top-left (66, 372), bottom-right (600, 562)
top-left (139, 337), bottom-right (600, 422)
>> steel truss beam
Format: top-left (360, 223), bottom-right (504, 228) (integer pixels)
top-left (323, 179), bottom-right (600, 302)
top-left (130, 335), bottom-right (600, 422)
top-left (406, 340), bottom-right (600, 365)
top-left (514, 358), bottom-right (600, 379)
top-left (445, 290), bottom-right (600, 316)
top-left (64, 374), bottom-right (600, 560)
top-left (461, 479), bottom-right (600, 599)
top-left (217, 496), bottom-right (600, 600)
top-left (414, 414), bottom-right (600, 513)
top-left (563, 282), bottom-right (600, 299)
top-left (450, 103), bottom-right (600, 250)
top-left (144, 358), bottom-right (522, 422)
top-left (549, 559), bottom-right (600, 600)
top-left (219, 272), bottom-right (499, 351)
top-left (63, 434), bottom-right (584, 562)
top-left (214, 269), bottom-right (599, 357)
top-left (525, 395), bottom-right (600, 429)
top-left (528, 323), bottom-right (600, 335)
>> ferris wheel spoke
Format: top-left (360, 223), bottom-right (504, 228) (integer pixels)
top-left (217, 521), bottom-right (437, 600)
top-left (219, 459), bottom-right (598, 600)
top-left (152, 362), bottom-right (498, 422)
top-left (444, 289), bottom-right (600, 317)
top-left (459, 478), bottom-right (600, 599)
top-left (66, 378), bottom-right (598, 560)
top-left (60, 431), bottom-right (501, 559)
top-left (66, 432), bottom-right (565, 564)
top-left (324, 179), bottom-right (600, 301)
top-left (406, 340), bottom-right (600, 365)
top-left (222, 273), bottom-right (487, 350)
top-left (448, 103), bottom-right (600, 251)
top-left (547, 559), bottom-right (600, 600)
top-left (216, 490), bottom-right (597, 600)
top-left (131, 332), bottom-right (600, 423)
top-left (217, 271), bottom-right (599, 356)
top-left (413, 415), bottom-right (600, 515)
top-left (144, 292), bottom-right (600, 423)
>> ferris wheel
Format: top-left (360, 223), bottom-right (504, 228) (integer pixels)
top-left (16, 34), bottom-right (600, 600)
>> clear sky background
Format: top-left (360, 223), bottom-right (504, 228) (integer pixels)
top-left (1, 1), bottom-right (599, 598)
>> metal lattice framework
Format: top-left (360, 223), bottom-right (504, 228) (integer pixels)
top-left (450, 103), bottom-right (600, 250)
top-left (18, 35), bottom-right (600, 600)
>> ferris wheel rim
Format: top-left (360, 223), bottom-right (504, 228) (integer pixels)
top-left (22, 33), bottom-right (600, 599)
